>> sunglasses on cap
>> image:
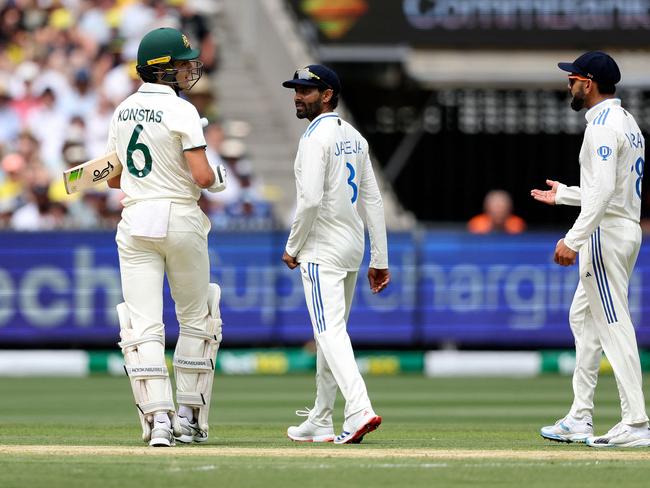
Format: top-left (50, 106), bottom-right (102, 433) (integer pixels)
top-left (295, 68), bottom-right (332, 89)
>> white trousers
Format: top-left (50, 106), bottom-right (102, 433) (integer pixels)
top-left (568, 221), bottom-right (648, 425)
top-left (116, 202), bottom-right (211, 408)
top-left (300, 262), bottom-right (372, 426)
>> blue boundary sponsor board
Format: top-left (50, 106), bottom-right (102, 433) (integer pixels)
top-left (0, 231), bottom-right (646, 347)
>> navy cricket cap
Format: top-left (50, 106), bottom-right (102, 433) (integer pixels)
top-left (558, 51), bottom-right (621, 85)
top-left (282, 64), bottom-right (341, 95)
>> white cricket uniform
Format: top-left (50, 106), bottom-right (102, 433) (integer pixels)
top-left (286, 111), bottom-right (388, 425)
top-left (107, 82), bottom-right (212, 412)
top-left (555, 98), bottom-right (648, 425)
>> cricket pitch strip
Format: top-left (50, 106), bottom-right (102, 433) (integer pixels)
top-left (2, 445), bottom-right (650, 460)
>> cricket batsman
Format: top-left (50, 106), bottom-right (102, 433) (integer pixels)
top-left (281, 65), bottom-right (391, 444)
top-left (533, 51), bottom-right (650, 447)
top-left (106, 27), bottom-right (226, 447)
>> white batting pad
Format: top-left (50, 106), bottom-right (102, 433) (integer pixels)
top-left (117, 302), bottom-right (178, 442)
top-left (173, 283), bottom-right (223, 435)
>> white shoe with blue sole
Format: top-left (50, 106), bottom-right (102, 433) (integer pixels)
top-left (540, 415), bottom-right (593, 443)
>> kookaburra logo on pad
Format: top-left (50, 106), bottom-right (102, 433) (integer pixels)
top-left (597, 145), bottom-right (612, 161)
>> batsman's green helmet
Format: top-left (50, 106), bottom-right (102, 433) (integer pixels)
top-left (136, 27), bottom-right (200, 68)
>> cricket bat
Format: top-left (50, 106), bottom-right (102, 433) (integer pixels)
top-left (63, 151), bottom-right (122, 194)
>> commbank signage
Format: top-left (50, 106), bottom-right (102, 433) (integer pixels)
top-left (289, 0), bottom-right (650, 48)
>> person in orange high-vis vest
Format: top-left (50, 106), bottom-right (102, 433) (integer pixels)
top-left (467, 190), bottom-right (526, 234)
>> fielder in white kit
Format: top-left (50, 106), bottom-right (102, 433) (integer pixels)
top-left (106, 27), bottom-right (227, 447)
top-left (532, 51), bottom-right (650, 447)
top-left (281, 65), bottom-right (391, 444)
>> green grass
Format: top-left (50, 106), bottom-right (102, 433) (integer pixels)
top-left (1, 374), bottom-right (650, 487)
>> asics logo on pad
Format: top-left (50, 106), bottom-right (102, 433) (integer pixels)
top-left (597, 145), bottom-right (612, 161)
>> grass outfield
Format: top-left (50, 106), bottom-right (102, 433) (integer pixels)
top-left (1, 374), bottom-right (650, 487)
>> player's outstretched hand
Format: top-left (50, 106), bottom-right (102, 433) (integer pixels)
top-left (368, 268), bottom-right (390, 294)
top-left (531, 179), bottom-right (560, 205)
top-left (554, 239), bottom-right (577, 266)
top-left (282, 251), bottom-right (299, 270)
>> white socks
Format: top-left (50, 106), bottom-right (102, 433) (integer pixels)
top-left (178, 405), bottom-right (195, 422)
top-left (154, 412), bottom-right (171, 428)
top-left (153, 408), bottom-right (195, 428)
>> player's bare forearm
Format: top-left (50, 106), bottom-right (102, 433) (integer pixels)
top-left (368, 267), bottom-right (390, 294)
top-left (185, 147), bottom-right (215, 188)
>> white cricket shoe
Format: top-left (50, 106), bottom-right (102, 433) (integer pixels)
top-left (287, 408), bottom-right (334, 442)
top-left (175, 416), bottom-right (208, 444)
top-left (334, 408), bottom-right (382, 445)
top-left (540, 415), bottom-right (593, 443)
top-left (586, 422), bottom-right (650, 448)
top-left (149, 422), bottom-right (175, 447)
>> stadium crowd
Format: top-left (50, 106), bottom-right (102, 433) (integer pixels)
top-left (0, 0), bottom-right (274, 230)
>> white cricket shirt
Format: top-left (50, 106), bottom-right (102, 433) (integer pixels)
top-left (557, 98), bottom-right (644, 251)
top-left (286, 112), bottom-right (388, 271)
top-left (106, 82), bottom-right (207, 207)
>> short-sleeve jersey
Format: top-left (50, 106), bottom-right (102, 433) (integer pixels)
top-left (106, 82), bottom-right (207, 207)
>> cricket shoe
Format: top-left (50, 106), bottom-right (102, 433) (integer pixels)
top-left (287, 408), bottom-right (334, 442)
top-left (540, 415), bottom-right (593, 443)
top-left (586, 422), bottom-right (650, 448)
top-left (149, 422), bottom-right (175, 447)
top-left (334, 409), bottom-right (382, 445)
top-left (175, 416), bottom-right (208, 444)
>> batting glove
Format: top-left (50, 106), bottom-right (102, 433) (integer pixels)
top-left (207, 164), bottom-right (227, 193)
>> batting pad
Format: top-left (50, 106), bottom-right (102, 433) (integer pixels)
top-left (173, 283), bottom-right (223, 434)
top-left (117, 302), bottom-right (179, 442)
